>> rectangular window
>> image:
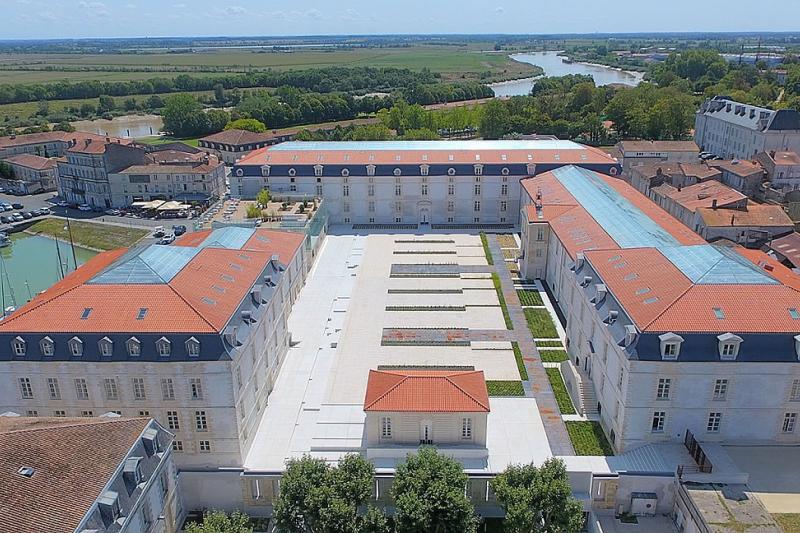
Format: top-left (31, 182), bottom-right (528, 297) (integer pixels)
top-left (501, 184), bottom-right (508, 196)
top-left (447, 184), bottom-right (455, 195)
top-left (343, 202), bottom-right (350, 213)
top-left (161, 378), bottom-right (175, 401)
top-left (54, 410), bottom-right (66, 417)
top-left (342, 185), bottom-right (349, 197)
top-left (618, 367), bottom-right (625, 389)
top-left (651, 411), bottom-right (665, 432)
top-left (81, 410), bottom-right (93, 417)
top-left (791, 379), bottom-right (800, 402)
top-left (167, 411), bottom-right (180, 430)
top-left (26, 410), bottom-right (38, 417)
top-left (461, 417), bottom-right (473, 439)
top-left (783, 413), bottom-right (797, 433)
top-left (195, 410), bottom-right (208, 431)
top-left (473, 200), bottom-right (480, 212)
top-left (500, 201), bottom-right (507, 212)
top-left (132, 378), bottom-right (146, 400)
top-left (368, 201), bottom-right (375, 213)
top-left (721, 343), bottom-right (736, 357)
top-left (663, 343), bottom-right (678, 357)
top-left (43, 377), bottom-right (62, 401)
top-left (172, 440), bottom-right (183, 452)
top-left (656, 378), bottom-right (671, 400)
top-left (199, 440), bottom-right (211, 452)
top-left (381, 416), bottom-right (392, 438)
top-left (190, 378), bottom-right (203, 400)
top-left (421, 183), bottom-right (428, 196)
top-left (713, 379), bottom-right (728, 401)
top-left (474, 184), bottom-right (481, 196)
top-left (138, 410), bottom-right (150, 417)
top-left (707, 412), bottom-right (722, 433)
top-left (104, 378), bottom-right (119, 401)
top-left (75, 378), bottom-right (89, 400)
top-left (368, 184), bottom-right (375, 196)
top-left (395, 184), bottom-right (401, 196)
top-left (315, 184), bottom-right (323, 196)
top-left (537, 227), bottom-right (545, 241)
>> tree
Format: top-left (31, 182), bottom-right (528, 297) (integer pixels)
top-left (123, 97), bottom-right (138, 111)
top-left (0, 162), bottom-right (13, 179)
top-left (98, 95), bottom-right (116, 113)
top-left (392, 447), bottom-right (477, 533)
top-left (256, 189), bottom-right (271, 207)
top-left (185, 510), bottom-right (252, 533)
top-left (479, 99), bottom-right (510, 140)
top-left (53, 121), bottom-right (75, 132)
top-left (206, 109), bottom-right (231, 134)
top-left (226, 118), bottom-right (267, 133)
top-left (274, 453), bottom-right (383, 533)
top-left (491, 458), bottom-right (584, 533)
top-left (214, 83), bottom-right (226, 105)
top-left (246, 204), bottom-right (262, 219)
top-left (162, 93), bottom-right (208, 137)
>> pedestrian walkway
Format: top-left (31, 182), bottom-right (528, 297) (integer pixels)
top-left (486, 234), bottom-right (575, 455)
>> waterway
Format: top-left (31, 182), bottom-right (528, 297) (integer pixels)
top-left (490, 51), bottom-right (645, 97)
top-left (71, 114), bottom-right (163, 139)
top-left (0, 233), bottom-right (96, 309)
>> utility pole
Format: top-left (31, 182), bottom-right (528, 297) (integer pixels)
top-left (64, 211), bottom-right (78, 271)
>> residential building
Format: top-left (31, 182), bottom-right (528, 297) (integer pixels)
top-left (695, 96), bottom-right (800, 160)
top-left (708, 159), bottom-right (765, 197)
top-left (756, 150), bottom-right (800, 196)
top-left (615, 140), bottom-right (700, 175)
top-left (0, 154), bottom-right (59, 193)
top-left (765, 232), bottom-right (800, 271)
top-left (630, 162), bottom-right (721, 197)
top-left (694, 203), bottom-right (794, 245)
top-left (0, 226), bottom-right (312, 468)
top-left (198, 129), bottom-right (288, 165)
top-left (0, 131), bottom-right (116, 159)
top-left (648, 180), bottom-right (748, 230)
top-left (519, 165), bottom-right (800, 452)
top-left (0, 415), bottom-right (181, 533)
top-left (231, 140), bottom-right (620, 226)
top-left (57, 139), bottom-right (144, 208)
top-left (108, 154), bottom-right (225, 207)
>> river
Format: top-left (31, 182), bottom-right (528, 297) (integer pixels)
top-left (490, 51), bottom-right (645, 97)
top-left (71, 114), bottom-right (163, 139)
top-left (0, 233), bottom-right (96, 309)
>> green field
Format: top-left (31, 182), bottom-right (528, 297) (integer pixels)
top-left (137, 136), bottom-right (200, 147)
top-left (565, 421), bottom-right (614, 456)
top-left (27, 219), bottom-right (149, 251)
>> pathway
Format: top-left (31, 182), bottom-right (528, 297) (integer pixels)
top-left (486, 233), bottom-right (575, 455)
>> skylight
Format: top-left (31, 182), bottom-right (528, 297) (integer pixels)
top-left (201, 297), bottom-right (216, 306)
top-left (137, 308), bottom-right (148, 320)
top-left (635, 288), bottom-right (651, 295)
top-left (80, 308), bottom-right (92, 320)
top-left (643, 297), bottom-right (660, 305)
top-left (790, 308), bottom-right (800, 320)
top-left (713, 307), bottom-right (725, 319)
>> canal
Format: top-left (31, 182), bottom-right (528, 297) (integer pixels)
top-left (490, 51), bottom-right (645, 97)
top-left (0, 233), bottom-right (97, 309)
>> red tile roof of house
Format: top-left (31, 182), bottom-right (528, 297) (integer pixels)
top-left (0, 131), bottom-right (113, 149)
top-left (200, 129), bottom-right (274, 146)
top-left (771, 151), bottom-right (800, 165)
top-left (618, 140), bottom-right (699, 153)
top-left (0, 416), bottom-right (150, 533)
top-left (364, 369), bottom-right (490, 413)
top-left (2, 154), bottom-right (58, 171)
top-left (768, 232), bottom-right (800, 269)
top-left (658, 180), bottom-right (747, 212)
top-left (697, 204), bottom-right (793, 227)
top-left (709, 159), bottom-right (764, 177)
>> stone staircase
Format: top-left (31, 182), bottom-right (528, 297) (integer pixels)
top-left (577, 374), bottom-right (599, 417)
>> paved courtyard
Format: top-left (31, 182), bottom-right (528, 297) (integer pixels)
top-left (724, 445), bottom-right (800, 514)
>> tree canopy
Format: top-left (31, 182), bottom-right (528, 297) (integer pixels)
top-left (185, 510), bottom-right (252, 533)
top-left (225, 118), bottom-right (268, 133)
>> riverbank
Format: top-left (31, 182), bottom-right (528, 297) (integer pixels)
top-left (23, 218), bottom-right (149, 251)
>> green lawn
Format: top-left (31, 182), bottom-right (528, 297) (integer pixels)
top-left (536, 340), bottom-right (564, 348)
top-left (776, 514), bottom-right (800, 533)
top-left (524, 308), bottom-right (558, 338)
top-left (512, 342), bottom-right (529, 381)
top-left (27, 218), bottom-right (149, 251)
top-left (491, 273), bottom-right (513, 330)
top-left (480, 232), bottom-right (493, 265)
top-left (540, 350), bottom-right (569, 363)
top-left (545, 368), bottom-right (576, 415)
top-left (137, 135), bottom-right (200, 147)
top-left (516, 289), bottom-right (543, 306)
top-left (486, 380), bottom-right (525, 397)
top-left (565, 421), bottom-right (614, 456)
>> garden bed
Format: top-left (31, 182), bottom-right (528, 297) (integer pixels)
top-left (516, 289), bottom-right (543, 306)
top-left (536, 340), bottom-right (563, 348)
top-left (565, 421), bottom-right (614, 456)
top-left (480, 232), bottom-right (494, 265)
top-left (486, 380), bottom-right (525, 397)
top-left (545, 368), bottom-right (576, 415)
top-left (497, 234), bottom-right (517, 248)
top-left (524, 308), bottom-right (558, 338)
top-left (492, 273), bottom-right (513, 330)
top-left (540, 350), bottom-right (569, 363)
top-left (512, 342), bottom-right (529, 380)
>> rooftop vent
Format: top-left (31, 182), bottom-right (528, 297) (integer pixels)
top-left (581, 275), bottom-right (593, 287)
top-left (593, 283), bottom-right (607, 303)
top-left (264, 275), bottom-right (275, 287)
top-left (122, 457), bottom-right (143, 488)
top-left (606, 310), bottom-right (619, 324)
top-left (241, 310), bottom-right (255, 324)
top-left (141, 428), bottom-right (160, 456)
top-left (574, 253), bottom-right (585, 271)
top-left (17, 466), bottom-right (35, 478)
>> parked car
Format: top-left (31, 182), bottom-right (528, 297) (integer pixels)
top-left (0, 216), bottom-right (11, 224)
top-left (172, 224), bottom-right (187, 236)
top-left (105, 208), bottom-right (121, 216)
top-left (21, 212), bottom-right (32, 220)
top-left (0, 187), bottom-right (5, 193)
top-left (78, 204), bottom-right (92, 211)
top-left (159, 233), bottom-right (175, 245)
top-left (56, 200), bottom-right (69, 207)
top-left (12, 213), bottom-right (24, 222)
top-left (0, 204), bottom-right (11, 212)
top-left (39, 207), bottom-right (51, 215)
top-left (11, 203), bottom-right (22, 210)
top-left (152, 226), bottom-right (165, 238)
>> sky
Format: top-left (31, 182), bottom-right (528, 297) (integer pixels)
top-left (3, 0), bottom-right (800, 40)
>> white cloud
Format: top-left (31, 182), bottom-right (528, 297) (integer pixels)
top-left (495, 6), bottom-right (505, 14)
top-left (221, 5), bottom-right (246, 16)
top-left (78, 1), bottom-right (110, 17)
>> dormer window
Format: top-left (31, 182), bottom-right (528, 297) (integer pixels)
top-left (474, 164), bottom-right (484, 176)
top-left (717, 333), bottom-right (742, 361)
top-left (98, 337), bottom-right (113, 357)
top-left (420, 164), bottom-right (429, 176)
top-left (526, 163), bottom-right (536, 175)
top-left (795, 334), bottom-right (800, 360)
top-left (366, 164), bottom-right (376, 177)
top-left (156, 337), bottom-right (171, 357)
top-left (39, 336), bottom-right (54, 356)
top-left (393, 168), bottom-right (402, 177)
top-left (127, 337), bottom-right (141, 357)
top-left (501, 167), bottom-right (510, 176)
top-left (341, 168), bottom-right (349, 177)
top-left (658, 333), bottom-right (683, 360)
top-left (447, 168), bottom-right (456, 176)
top-left (235, 168), bottom-right (243, 177)
top-left (186, 337), bottom-right (200, 358)
top-left (260, 165), bottom-right (270, 177)
top-left (12, 336), bottom-right (26, 356)
top-left (69, 337), bottom-right (83, 357)
top-left (314, 164), bottom-right (324, 177)
top-left (288, 168), bottom-right (296, 177)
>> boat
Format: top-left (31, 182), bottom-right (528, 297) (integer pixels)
top-left (561, 57), bottom-right (574, 64)
top-left (0, 237), bottom-right (10, 248)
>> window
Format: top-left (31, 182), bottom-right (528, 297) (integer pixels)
top-left (421, 183), bottom-right (428, 196)
top-left (366, 164), bottom-right (376, 177)
top-left (26, 410), bottom-right (38, 417)
top-left (81, 410), bottom-right (94, 417)
top-left (659, 333), bottom-right (683, 360)
top-left (343, 202), bottom-right (350, 213)
top-left (474, 184), bottom-right (481, 196)
top-left (707, 412), bottom-right (722, 433)
top-left (316, 184), bottom-right (323, 196)
top-left (717, 333), bottom-right (742, 360)
top-left (342, 184), bottom-right (349, 197)
top-left (713, 379), bottom-right (728, 401)
top-left (447, 201), bottom-right (454, 212)
top-left (127, 337), bottom-right (141, 357)
top-left (368, 184), bottom-right (375, 196)
top-left (448, 167), bottom-right (456, 176)
top-left (501, 183), bottom-right (508, 196)
top-left (791, 379), bottom-right (800, 402)
top-left (172, 440), bottom-right (183, 452)
top-left (132, 378), bottom-right (146, 400)
top-left (235, 367), bottom-right (242, 390)
top-left (783, 413), bottom-right (797, 433)
top-left (161, 378), bottom-right (175, 401)
top-left (12, 337), bottom-right (26, 356)
top-left (40, 337), bottom-right (54, 356)
top-left (195, 410), bottom-right (208, 431)
top-left (75, 378), bottom-right (89, 400)
top-left (47, 378), bottom-right (61, 400)
top-left (656, 378), bottom-right (671, 400)
top-left (199, 440), bottom-right (211, 453)
top-left (69, 337), bottom-right (83, 357)
top-left (461, 417), bottom-right (473, 439)
top-left (395, 184), bottom-right (401, 196)
top-left (536, 227), bottom-right (545, 241)
top-left (19, 377), bottom-right (33, 399)
top-left (393, 168), bottom-right (401, 177)
top-left (104, 378), bottom-right (119, 401)
top-left (157, 337), bottom-right (171, 357)
top-left (474, 164), bottom-right (483, 176)
top-left (652, 411), bottom-right (665, 432)
top-left (500, 201), bottom-right (507, 212)
top-left (664, 343), bottom-right (678, 357)
top-left (98, 337), bottom-right (113, 357)
top-left (186, 337), bottom-right (200, 357)
top-left (420, 164), bottom-right (429, 176)
top-left (167, 411), bottom-right (180, 430)
top-left (368, 201), bottom-right (375, 213)
top-left (54, 410), bottom-right (66, 417)
top-left (447, 184), bottom-right (455, 195)
top-left (190, 378), bottom-right (203, 400)
top-left (473, 200), bottom-right (480, 212)
top-left (381, 417), bottom-right (392, 438)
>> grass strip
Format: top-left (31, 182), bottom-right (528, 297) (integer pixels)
top-left (486, 380), bottom-right (525, 397)
top-left (517, 289), bottom-right (543, 306)
top-left (492, 273), bottom-right (513, 330)
top-left (545, 367), bottom-right (576, 415)
top-left (512, 342), bottom-right (529, 380)
top-left (524, 308), bottom-right (558, 338)
top-left (540, 350), bottom-right (569, 363)
top-left (480, 232), bottom-right (493, 265)
top-left (27, 218), bottom-right (148, 251)
top-left (565, 421), bottom-right (614, 456)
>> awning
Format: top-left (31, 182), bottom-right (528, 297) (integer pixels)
top-left (131, 200), bottom-right (165, 210)
top-left (156, 201), bottom-right (191, 211)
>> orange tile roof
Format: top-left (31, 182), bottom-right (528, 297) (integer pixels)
top-left (660, 181), bottom-right (747, 212)
top-left (769, 232), bottom-right (800, 269)
top-left (0, 417), bottom-right (150, 533)
top-left (710, 160), bottom-right (764, 177)
top-left (697, 204), bottom-right (793, 227)
top-left (771, 151), bottom-right (800, 165)
top-left (2, 154), bottom-right (58, 171)
top-left (364, 369), bottom-right (490, 413)
top-left (736, 247), bottom-right (800, 292)
top-left (618, 140), bottom-right (699, 153)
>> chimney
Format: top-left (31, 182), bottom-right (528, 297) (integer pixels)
top-left (712, 199), bottom-right (718, 209)
top-left (594, 283), bottom-right (607, 303)
top-left (574, 253), bottom-right (585, 271)
top-left (84, 139), bottom-right (91, 147)
top-left (624, 324), bottom-right (638, 347)
top-left (677, 184), bottom-right (682, 192)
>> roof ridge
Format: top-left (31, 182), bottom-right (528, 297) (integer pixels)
top-left (641, 283), bottom-right (695, 331)
top-left (165, 282), bottom-right (218, 332)
top-left (444, 373), bottom-right (490, 411)
top-left (364, 372), bottom-right (408, 411)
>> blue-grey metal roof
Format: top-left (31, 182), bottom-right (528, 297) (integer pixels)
top-left (269, 140), bottom-right (586, 152)
top-left (552, 165), bottom-right (778, 285)
top-left (199, 227), bottom-right (255, 250)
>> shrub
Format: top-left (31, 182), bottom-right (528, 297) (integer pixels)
top-left (517, 289), bottom-right (543, 306)
top-left (540, 350), bottom-right (568, 363)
